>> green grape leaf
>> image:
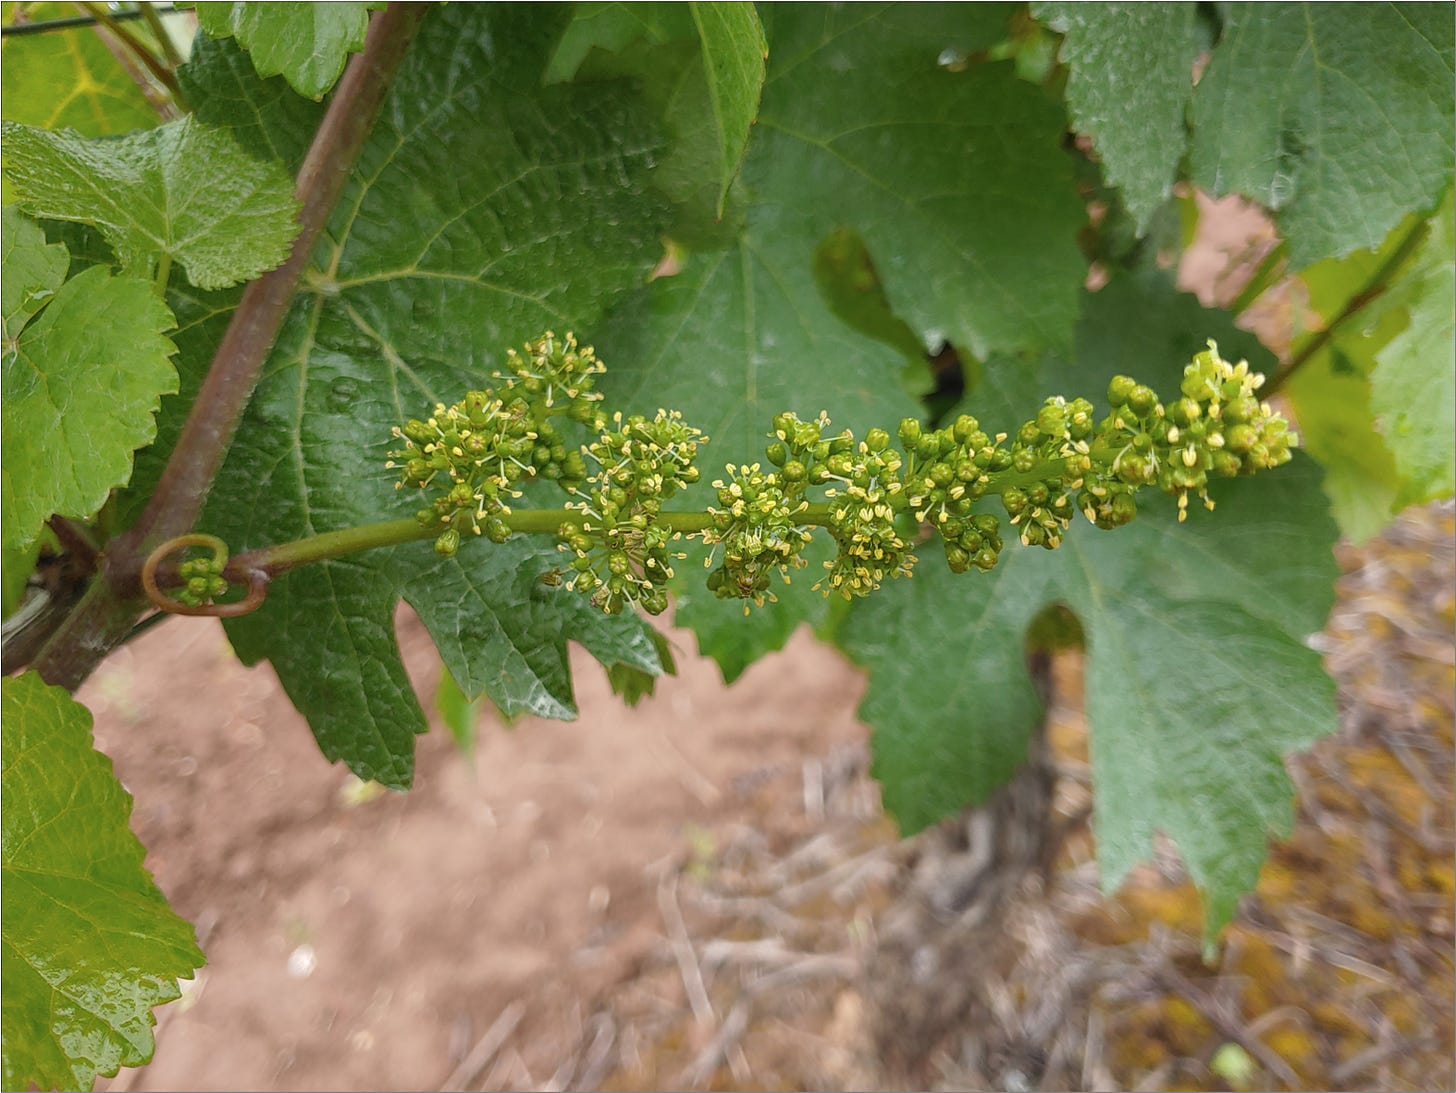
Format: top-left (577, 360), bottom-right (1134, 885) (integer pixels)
top-left (188, 1), bottom-right (385, 100)
top-left (593, 4), bottom-right (1084, 673)
top-left (545, 3), bottom-right (694, 83)
top-left (400, 542), bottom-right (665, 724)
top-left (1283, 350), bottom-right (1402, 544)
top-left (593, 224), bottom-right (918, 678)
top-left (1, 2), bottom-right (158, 137)
top-left (1, 205), bottom-right (68, 337)
top-left (1191, 3), bottom-right (1455, 266)
top-left (436, 667), bottom-right (486, 755)
top-left (547, 2), bottom-right (766, 227)
top-left (1287, 195), bottom-right (1455, 539)
top-left (839, 271), bottom-right (1340, 942)
top-left (2, 224), bottom-right (177, 552)
top-left (1368, 192), bottom-right (1455, 506)
top-left (606, 627), bottom-right (678, 706)
top-left (163, 7), bottom-right (672, 786)
top-left (1, 673), bottom-right (204, 1091)
top-left (672, 537), bottom-right (835, 684)
top-left (750, 3), bottom-right (1084, 360)
top-left (812, 226), bottom-right (930, 384)
top-left (1033, 3), bottom-right (1201, 232)
top-left (687, 3), bottom-right (767, 217)
top-left (2, 116), bottom-right (300, 290)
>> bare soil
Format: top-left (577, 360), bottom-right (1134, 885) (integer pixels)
top-left (84, 615), bottom-right (871, 1091)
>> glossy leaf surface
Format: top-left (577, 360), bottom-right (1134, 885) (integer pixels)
top-left (1, 214), bottom-right (177, 552)
top-left (1, 673), bottom-right (204, 1091)
top-left (2, 116), bottom-right (300, 290)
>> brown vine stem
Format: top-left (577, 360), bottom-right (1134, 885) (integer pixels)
top-left (1263, 217), bottom-right (1431, 397)
top-left (29, 2), bottom-right (432, 692)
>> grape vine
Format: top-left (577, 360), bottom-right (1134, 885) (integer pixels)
top-left (355, 332), bottom-right (1297, 618)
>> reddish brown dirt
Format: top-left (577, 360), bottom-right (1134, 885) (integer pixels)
top-left (85, 614), bottom-right (869, 1091)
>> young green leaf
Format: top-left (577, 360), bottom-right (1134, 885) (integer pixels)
top-left (2, 116), bottom-right (300, 290)
top-left (1, 673), bottom-right (204, 1091)
top-left (1, 205), bottom-right (68, 336)
top-left (1284, 351), bottom-right (1404, 545)
top-left (1286, 196), bottom-right (1455, 540)
top-left (547, 2), bottom-right (766, 228)
top-left (1, 1), bottom-right (159, 137)
top-left (1033, 3), bottom-right (1202, 233)
top-left (1191, 4), bottom-right (1455, 266)
top-left (689, 3), bottom-right (766, 217)
top-left (436, 666), bottom-right (486, 755)
top-left (2, 218), bottom-right (177, 552)
top-left (1368, 192), bottom-right (1455, 508)
top-left (188, 1), bottom-right (385, 100)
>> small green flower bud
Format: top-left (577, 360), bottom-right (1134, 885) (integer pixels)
top-left (898, 418), bottom-right (923, 447)
top-left (1111, 492), bottom-right (1136, 525)
top-left (766, 440), bottom-right (789, 466)
top-left (1212, 450), bottom-right (1243, 477)
top-left (486, 517), bottom-right (512, 543)
top-left (1036, 403), bottom-right (1066, 437)
top-left (1107, 375), bottom-right (1137, 407)
top-left (865, 427), bottom-right (891, 453)
top-left (1225, 423), bottom-right (1257, 453)
top-left (435, 529), bottom-right (460, 556)
top-left (1128, 385), bottom-right (1158, 415)
top-left (1224, 396), bottom-right (1260, 425)
top-left (1169, 397), bottom-right (1202, 427)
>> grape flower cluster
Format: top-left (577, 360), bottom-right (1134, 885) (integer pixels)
top-left (557, 409), bottom-right (706, 615)
top-left (386, 332), bottom-right (602, 555)
top-left (172, 553), bottom-right (230, 608)
top-left (391, 336), bottom-right (1296, 615)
